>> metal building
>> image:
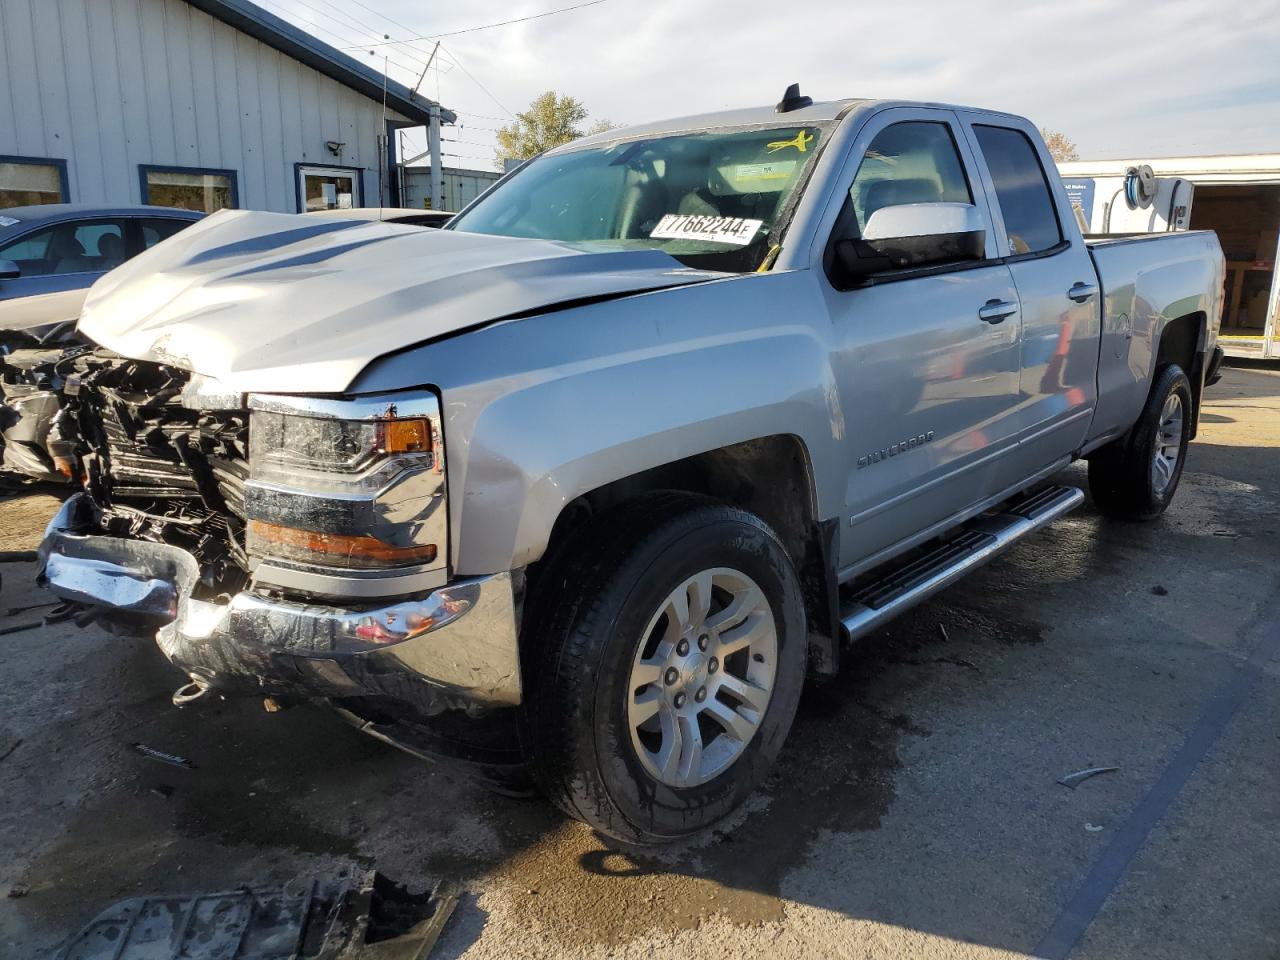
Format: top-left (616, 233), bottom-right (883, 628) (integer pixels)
top-left (0, 0), bottom-right (454, 213)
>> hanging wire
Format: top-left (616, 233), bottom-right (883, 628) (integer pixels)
top-left (340, 0), bottom-right (611, 49)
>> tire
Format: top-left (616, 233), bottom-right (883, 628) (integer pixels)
top-left (1088, 364), bottom-right (1193, 520)
top-left (523, 492), bottom-right (807, 845)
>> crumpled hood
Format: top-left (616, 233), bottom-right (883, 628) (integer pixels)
top-left (78, 209), bottom-right (720, 394)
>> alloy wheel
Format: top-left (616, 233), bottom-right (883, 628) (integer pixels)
top-left (626, 567), bottom-right (777, 788)
top-left (1151, 391), bottom-right (1184, 495)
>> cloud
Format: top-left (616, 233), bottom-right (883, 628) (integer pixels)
top-left (276, 0), bottom-right (1280, 165)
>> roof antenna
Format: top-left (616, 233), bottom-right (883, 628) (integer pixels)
top-left (776, 82), bottom-right (812, 113)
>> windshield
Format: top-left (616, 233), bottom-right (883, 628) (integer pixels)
top-left (449, 123), bottom-right (829, 272)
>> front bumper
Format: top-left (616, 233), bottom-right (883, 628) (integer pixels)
top-left (38, 495), bottom-right (523, 710)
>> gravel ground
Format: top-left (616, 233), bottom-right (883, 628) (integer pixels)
top-left (1, 363), bottom-right (1277, 959)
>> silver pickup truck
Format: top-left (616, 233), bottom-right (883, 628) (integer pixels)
top-left (37, 91), bottom-right (1224, 844)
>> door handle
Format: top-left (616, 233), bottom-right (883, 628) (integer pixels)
top-left (979, 299), bottom-right (1018, 323)
top-left (1067, 281), bottom-right (1099, 303)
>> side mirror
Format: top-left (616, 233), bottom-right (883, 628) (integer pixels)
top-left (0, 259), bottom-right (19, 280)
top-left (833, 202), bottom-right (986, 283)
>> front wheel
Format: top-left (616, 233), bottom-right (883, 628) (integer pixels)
top-left (523, 494), bottom-right (807, 844)
top-left (1088, 364), bottom-right (1193, 520)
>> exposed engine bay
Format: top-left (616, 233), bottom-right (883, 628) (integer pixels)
top-left (55, 349), bottom-right (251, 599)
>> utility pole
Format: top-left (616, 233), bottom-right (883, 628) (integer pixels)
top-left (428, 104), bottom-right (443, 211)
top-left (412, 42), bottom-right (444, 212)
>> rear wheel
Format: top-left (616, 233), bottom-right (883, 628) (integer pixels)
top-left (524, 493), bottom-right (806, 844)
top-left (1088, 364), bottom-right (1192, 520)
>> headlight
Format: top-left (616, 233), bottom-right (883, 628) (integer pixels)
top-left (243, 391), bottom-right (446, 596)
top-left (249, 411), bottom-right (433, 492)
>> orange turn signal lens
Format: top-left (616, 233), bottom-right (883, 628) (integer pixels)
top-left (380, 418), bottom-right (432, 454)
top-left (247, 519), bottom-right (437, 569)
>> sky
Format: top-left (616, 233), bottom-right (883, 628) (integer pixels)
top-left (263, 0), bottom-right (1280, 172)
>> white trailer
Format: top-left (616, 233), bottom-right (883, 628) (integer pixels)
top-left (1060, 154), bottom-right (1280, 359)
top-left (399, 165), bottom-right (502, 214)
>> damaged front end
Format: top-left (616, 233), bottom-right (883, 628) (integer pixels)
top-left (56, 351), bottom-right (251, 594)
top-left (38, 350), bottom-right (522, 722)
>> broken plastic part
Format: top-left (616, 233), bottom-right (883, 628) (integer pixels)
top-left (53, 870), bottom-right (460, 960)
top-left (131, 743), bottom-right (195, 769)
top-left (1057, 766), bottom-right (1119, 789)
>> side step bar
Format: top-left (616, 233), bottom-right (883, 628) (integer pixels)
top-left (840, 484), bottom-right (1085, 644)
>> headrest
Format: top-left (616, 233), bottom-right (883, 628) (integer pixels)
top-left (49, 233), bottom-right (85, 260)
top-left (860, 178), bottom-right (943, 218)
top-left (97, 232), bottom-right (124, 259)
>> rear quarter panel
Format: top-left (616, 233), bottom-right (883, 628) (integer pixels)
top-left (1086, 230), bottom-right (1224, 443)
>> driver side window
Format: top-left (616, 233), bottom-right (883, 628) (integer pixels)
top-left (849, 122), bottom-right (972, 235)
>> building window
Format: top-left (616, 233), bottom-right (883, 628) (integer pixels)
top-left (0, 156), bottom-right (70, 209)
top-left (296, 164), bottom-right (364, 212)
top-left (140, 166), bottom-right (237, 213)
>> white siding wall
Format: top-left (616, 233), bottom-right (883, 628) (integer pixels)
top-left (0, 0), bottom-right (413, 211)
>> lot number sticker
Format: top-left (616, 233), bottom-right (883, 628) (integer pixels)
top-left (734, 160), bottom-right (797, 182)
top-left (650, 214), bottom-right (764, 246)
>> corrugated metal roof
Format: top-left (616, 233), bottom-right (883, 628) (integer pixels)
top-left (184, 0), bottom-right (455, 125)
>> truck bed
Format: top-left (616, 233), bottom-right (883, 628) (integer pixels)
top-left (1084, 229), bottom-right (1225, 446)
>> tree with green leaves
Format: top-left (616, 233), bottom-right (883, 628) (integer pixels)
top-left (495, 91), bottom-right (617, 163)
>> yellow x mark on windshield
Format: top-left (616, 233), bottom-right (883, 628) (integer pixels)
top-left (766, 130), bottom-right (814, 154)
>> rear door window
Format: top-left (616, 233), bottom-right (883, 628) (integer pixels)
top-left (973, 125), bottom-right (1062, 256)
top-left (140, 217), bottom-right (192, 249)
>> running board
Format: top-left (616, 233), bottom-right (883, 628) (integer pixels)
top-left (840, 485), bottom-right (1085, 644)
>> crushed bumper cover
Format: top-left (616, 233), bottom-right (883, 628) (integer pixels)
top-left (38, 494), bottom-right (523, 710)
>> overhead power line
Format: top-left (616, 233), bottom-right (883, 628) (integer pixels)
top-left (442, 152), bottom-right (499, 163)
top-left (440, 44), bottom-right (516, 118)
top-left (267, 0), bottom-right (433, 81)
top-left (341, 0), bottom-right (611, 49)
top-left (269, 0), bottom-right (522, 123)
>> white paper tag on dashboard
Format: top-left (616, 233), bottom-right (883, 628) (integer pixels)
top-left (650, 214), bottom-right (763, 246)
top-left (734, 160), bottom-right (796, 182)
